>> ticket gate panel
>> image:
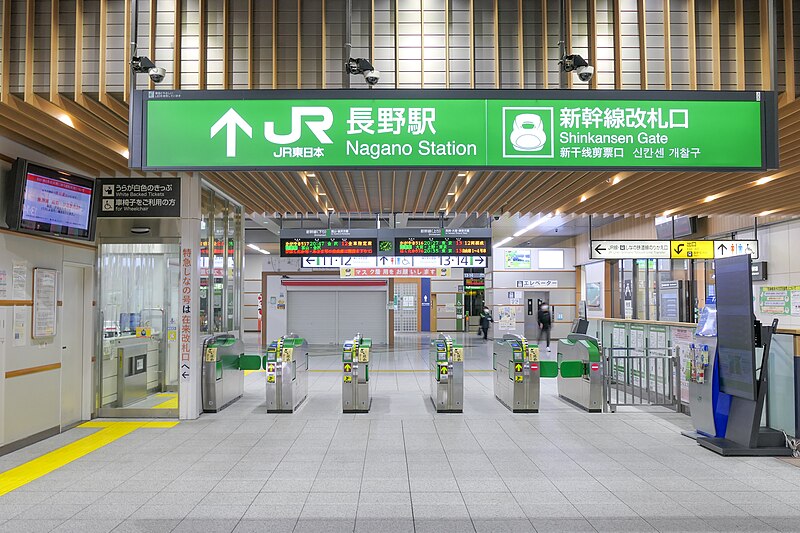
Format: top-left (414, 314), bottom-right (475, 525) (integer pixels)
top-left (493, 334), bottom-right (539, 412)
top-left (343, 336), bottom-right (371, 413)
top-left (202, 335), bottom-right (245, 413)
top-left (429, 335), bottom-right (463, 412)
top-left (265, 336), bottom-right (309, 413)
top-left (556, 336), bottom-right (603, 412)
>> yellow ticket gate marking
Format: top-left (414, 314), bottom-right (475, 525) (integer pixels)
top-left (0, 421), bottom-right (179, 496)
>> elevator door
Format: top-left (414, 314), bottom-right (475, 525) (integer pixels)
top-left (524, 291), bottom-right (550, 340)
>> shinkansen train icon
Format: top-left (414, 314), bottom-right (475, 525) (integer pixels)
top-left (509, 113), bottom-right (547, 151)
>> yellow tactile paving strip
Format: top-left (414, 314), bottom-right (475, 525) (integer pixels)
top-left (152, 393), bottom-right (179, 409)
top-left (0, 420), bottom-right (178, 497)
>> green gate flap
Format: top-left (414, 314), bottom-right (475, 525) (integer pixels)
top-left (539, 360), bottom-right (559, 378)
top-left (560, 360), bottom-right (585, 378)
top-left (238, 354), bottom-right (262, 371)
top-left (579, 339), bottom-right (601, 363)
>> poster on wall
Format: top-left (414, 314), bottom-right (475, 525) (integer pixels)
top-left (13, 306), bottom-right (27, 346)
top-left (498, 306), bottom-right (516, 330)
top-left (586, 282), bottom-right (602, 308)
top-left (32, 268), bottom-right (57, 338)
top-left (12, 261), bottom-right (27, 300)
top-left (792, 290), bottom-right (800, 317)
top-left (759, 286), bottom-right (795, 315)
top-left (671, 326), bottom-right (694, 401)
top-left (0, 269), bottom-right (7, 299)
top-left (504, 249), bottom-right (531, 270)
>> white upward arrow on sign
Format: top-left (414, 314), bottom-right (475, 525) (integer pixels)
top-left (210, 108), bottom-right (252, 157)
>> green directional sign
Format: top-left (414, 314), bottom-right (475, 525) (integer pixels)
top-left (132, 89), bottom-right (777, 171)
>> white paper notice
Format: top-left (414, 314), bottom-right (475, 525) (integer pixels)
top-left (791, 291), bottom-right (800, 317)
top-left (0, 269), bottom-right (7, 299)
top-left (12, 261), bottom-right (27, 300)
top-left (13, 306), bottom-right (27, 346)
top-left (498, 306), bottom-right (516, 331)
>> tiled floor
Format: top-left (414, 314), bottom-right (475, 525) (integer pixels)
top-left (2, 333), bottom-right (800, 532)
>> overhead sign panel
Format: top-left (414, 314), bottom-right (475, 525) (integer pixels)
top-left (132, 90), bottom-right (777, 171)
top-left (395, 237), bottom-right (490, 256)
top-left (341, 267), bottom-right (451, 278)
top-left (300, 255), bottom-right (487, 268)
top-left (591, 239), bottom-right (759, 260)
top-left (281, 238), bottom-right (377, 256)
top-left (591, 240), bottom-right (671, 260)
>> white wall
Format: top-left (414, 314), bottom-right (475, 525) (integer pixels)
top-left (242, 255), bottom-right (263, 334)
top-left (490, 248), bottom-right (577, 340)
top-left (0, 138), bottom-right (97, 450)
top-left (733, 222), bottom-right (800, 329)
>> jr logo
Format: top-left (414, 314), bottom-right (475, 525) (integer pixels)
top-left (264, 107), bottom-right (334, 144)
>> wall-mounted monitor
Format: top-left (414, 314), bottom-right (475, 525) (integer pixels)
top-left (4, 159), bottom-right (98, 241)
top-left (715, 254), bottom-right (758, 401)
top-left (655, 215), bottom-right (697, 240)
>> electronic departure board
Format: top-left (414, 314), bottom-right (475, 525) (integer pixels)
top-left (281, 238), bottom-right (377, 257)
top-left (395, 237), bottom-right (490, 256)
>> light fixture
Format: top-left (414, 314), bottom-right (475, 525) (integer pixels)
top-left (247, 243), bottom-right (270, 255)
top-left (663, 209), bottom-right (675, 216)
top-left (513, 213), bottom-right (554, 237)
top-left (611, 175), bottom-right (621, 185)
top-left (307, 173), bottom-right (316, 178)
top-left (493, 236), bottom-right (513, 248)
top-left (754, 176), bottom-right (774, 185)
top-left (457, 172), bottom-right (467, 177)
top-left (758, 210), bottom-right (777, 217)
top-left (318, 191), bottom-right (327, 196)
top-left (121, 149), bottom-right (130, 159)
top-left (58, 114), bottom-right (74, 128)
top-left (703, 194), bottom-right (719, 203)
top-left (447, 191), bottom-right (456, 196)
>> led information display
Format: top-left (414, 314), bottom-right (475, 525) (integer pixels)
top-left (396, 238), bottom-right (490, 256)
top-left (281, 238), bottom-right (377, 257)
top-left (132, 89), bottom-right (778, 171)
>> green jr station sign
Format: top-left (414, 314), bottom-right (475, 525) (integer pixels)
top-left (131, 89), bottom-right (777, 171)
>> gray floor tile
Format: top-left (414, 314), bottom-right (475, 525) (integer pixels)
top-left (233, 518), bottom-right (297, 533)
top-left (110, 519), bottom-right (182, 533)
top-left (414, 518), bottom-right (477, 533)
top-left (529, 518), bottom-right (597, 532)
top-left (128, 504), bottom-right (195, 520)
top-left (73, 504), bottom-right (141, 521)
top-left (589, 517), bottom-right (657, 532)
top-left (52, 519), bottom-right (122, 533)
top-left (472, 518), bottom-right (536, 532)
top-left (355, 518), bottom-right (415, 532)
top-left (0, 519), bottom-right (64, 532)
top-left (293, 518), bottom-right (356, 533)
top-left (171, 519), bottom-right (238, 533)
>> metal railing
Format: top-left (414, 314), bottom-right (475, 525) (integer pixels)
top-left (603, 346), bottom-right (681, 413)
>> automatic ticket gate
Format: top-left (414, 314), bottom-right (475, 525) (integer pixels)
top-left (556, 335), bottom-right (603, 412)
top-left (265, 336), bottom-right (309, 413)
top-left (342, 334), bottom-right (372, 413)
top-left (493, 334), bottom-right (543, 412)
top-left (202, 334), bottom-right (245, 413)
top-left (430, 334), bottom-right (464, 412)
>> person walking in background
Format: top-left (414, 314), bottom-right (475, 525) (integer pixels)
top-left (479, 306), bottom-right (493, 341)
top-left (537, 302), bottom-right (553, 352)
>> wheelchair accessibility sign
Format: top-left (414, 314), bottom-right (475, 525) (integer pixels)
top-left (502, 107), bottom-right (554, 159)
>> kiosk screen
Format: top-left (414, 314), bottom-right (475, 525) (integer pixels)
top-left (715, 255), bottom-right (757, 401)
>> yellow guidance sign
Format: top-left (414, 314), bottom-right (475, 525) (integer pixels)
top-left (343, 375), bottom-right (352, 383)
top-left (344, 363), bottom-right (352, 373)
top-left (514, 375), bottom-right (524, 382)
top-left (670, 240), bottom-right (715, 259)
top-left (514, 363), bottom-right (523, 373)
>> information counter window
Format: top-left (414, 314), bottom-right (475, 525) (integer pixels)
top-left (200, 187), bottom-right (243, 334)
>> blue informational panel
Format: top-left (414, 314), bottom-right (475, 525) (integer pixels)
top-left (421, 278), bottom-right (431, 332)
